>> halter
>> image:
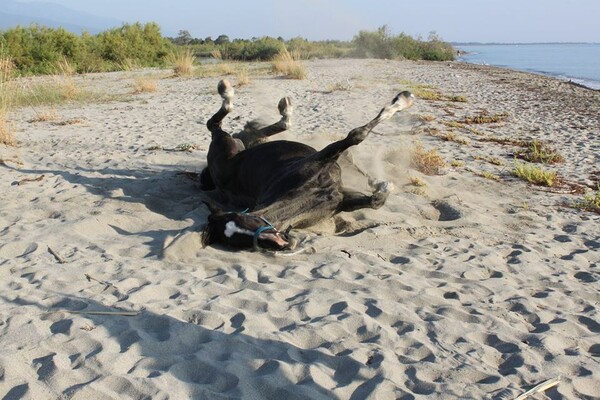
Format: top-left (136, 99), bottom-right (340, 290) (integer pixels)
top-left (240, 208), bottom-right (276, 251)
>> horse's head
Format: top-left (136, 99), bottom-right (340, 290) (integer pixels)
top-left (202, 203), bottom-right (291, 251)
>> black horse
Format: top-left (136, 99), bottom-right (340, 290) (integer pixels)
top-left (201, 80), bottom-right (414, 250)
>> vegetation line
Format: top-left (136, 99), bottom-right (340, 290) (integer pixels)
top-left (0, 23), bottom-right (455, 76)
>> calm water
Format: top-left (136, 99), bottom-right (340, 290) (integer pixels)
top-left (456, 43), bottom-right (600, 90)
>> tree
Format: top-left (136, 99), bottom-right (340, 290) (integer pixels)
top-left (174, 30), bottom-right (193, 45)
top-left (215, 34), bottom-right (230, 45)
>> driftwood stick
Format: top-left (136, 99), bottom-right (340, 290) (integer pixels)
top-left (67, 310), bottom-right (140, 317)
top-left (85, 274), bottom-right (116, 290)
top-left (513, 377), bottom-right (560, 400)
top-left (14, 174), bottom-right (45, 186)
top-left (47, 246), bottom-right (66, 264)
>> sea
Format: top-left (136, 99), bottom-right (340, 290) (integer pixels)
top-left (455, 43), bottom-right (600, 90)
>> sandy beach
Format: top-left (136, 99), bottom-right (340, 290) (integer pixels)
top-left (1, 59), bottom-right (599, 399)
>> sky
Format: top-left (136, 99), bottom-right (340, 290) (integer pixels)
top-left (24, 0), bottom-right (600, 43)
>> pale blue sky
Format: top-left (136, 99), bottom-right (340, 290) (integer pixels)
top-left (28, 0), bottom-right (600, 42)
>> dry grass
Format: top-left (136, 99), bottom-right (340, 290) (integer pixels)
top-left (235, 69), bottom-right (251, 87)
top-left (440, 132), bottom-right (469, 145)
top-left (398, 80), bottom-right (466, 102)
top-left (462, 113), bottom-right (508, 124)
top-left (408, 176), bottom-right (426, 187)
top-left (411, 142), bottom-right (447, 175)
top-left (168, 48), bottom-right (195, 76)
top-left (447, 95), bottom-right (468, 103)
top-left (132, 77), bottom-right (158, 94)
top-left (473, 170), bottom-right (501, 181)
top-left (475, 155), bottom-right (505, 166)
top-left (29, 108), bottom-right (59, 123)
top-left (450, 160), bottom-right (464, 167)
top-left (55, 55), bottom-right (76, 76)
top-left (406, 173), bottom-right (428, 195)
top-left (443, 121), bottom-right (486, 136)
top-left (515, 140), bottom-right (564, 164)
top-left (513, 160), bottom-right (559, 187)
top-left (1, 54), bottom-right (17, 146)
top-left (326, 80), bottom-right (353, 93)
top-left (118, 58), bottom-right (140, 71)
top-left (272, 48), bottom-right (307, 80)
top-left (479, 135), bottom-right (528, 146)
top-left (54, 118), bottom-right (84, 126)
top-left (418, 114), bottom-right (436, 122)
top-left (574, 185), bottom-right (600, 213)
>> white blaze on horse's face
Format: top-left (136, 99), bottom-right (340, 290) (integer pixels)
top-left (224, 221), bottom-right (254, 238)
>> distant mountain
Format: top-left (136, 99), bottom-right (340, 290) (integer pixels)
top-left (0, 0), bottom-right (124, 34)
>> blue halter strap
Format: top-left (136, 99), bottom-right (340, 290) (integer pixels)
top-left (240, 208), bottom-right (275, 250)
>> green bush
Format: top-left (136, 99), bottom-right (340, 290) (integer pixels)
top-left (0, 22), bottom-right (172, 75)
top-left (353, 26), bottom-right (455, 61)
top-left (0, 23), bottom-right (454, 76)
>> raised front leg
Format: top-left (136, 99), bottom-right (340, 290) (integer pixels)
top-left (234, 97), bottom-right (294, 148)
top-left (206, 79), bottom-right (245, 190)
top-left (337, 181), bottom-right (394, 212)
top-left (312, 91), bottom-right (414, 163)
top-left (207, 79), bottom-right (234, 133)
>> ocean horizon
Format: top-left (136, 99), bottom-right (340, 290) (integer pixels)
top-left (456, 43), bottom-right (600, 90)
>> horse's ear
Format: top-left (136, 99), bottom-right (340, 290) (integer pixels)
top-left (203, 200), bottom-right (223, 216)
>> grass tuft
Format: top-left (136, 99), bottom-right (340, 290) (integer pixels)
top-left (573, 185), bottom-right (600, 213)
top-left (168, 48), bottom-right (195, 76)
top-left (29, 108), bottom-right (59, 123)
top-left (235, 69), bottom-right (251, 86)
top-left (132, 77), bottom-right (158, 94)
top-left (515, 140), bottom-right (564, 164)
top-left (462, 113), bottom-right (508, 124)
top-left (1, 54), bottom-right (17, 146)
top-left (513, 160), bottom-right (559, 187)
top-left (272, 48), bottom-right (307, 80)
top-left (411, 142), bottom-right (447, 175)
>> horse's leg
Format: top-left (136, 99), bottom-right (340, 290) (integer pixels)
top-left (207, 79), bottom-right (234, 132)
top-left (200, 166), bottom-right (216, 190)
top-left (310, 91), bottom-right (414, 163)
top-left (206, 79), bottom-right (245, 190)
top-left (337, 181), bottom-right (393, 212)
top-left (234, 97), bottom-right (293, 148)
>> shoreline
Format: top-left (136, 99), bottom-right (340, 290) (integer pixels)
top-left (456, 42), bottom-right (600, 91)
top-left (1, 59), bottom-right (599, 399)
top-left (458, 59), bottom-right (600, 91)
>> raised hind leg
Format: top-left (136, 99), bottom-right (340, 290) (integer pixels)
top-left (311, 91), bottom-right (414, 164)
top-left (337, 181), bottom-right (393, 212)
top-left (234, 97), bottom-right (294, 148)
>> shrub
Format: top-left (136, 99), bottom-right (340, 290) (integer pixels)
top-left (132, 77), bottom-right (158, 93)
top-left (513, 160), bottom-right (559, 187)
top-left (574, 185), bottom-right (600, 213)
top-left (411, 142), bottom-right (447, 175)
top-left (353, 26), bottom-right (455, 61)
top-left (0, 23), bottom-right (172, 75)
top-left (168, 48), bottom-right (195, 76)
top-left (272, 48), bottom-right (306, 80)
top-left (515, 140), bottom-right (564, 164)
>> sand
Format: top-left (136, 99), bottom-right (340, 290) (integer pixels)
top-left (1, 59), bottom-right (599, 399)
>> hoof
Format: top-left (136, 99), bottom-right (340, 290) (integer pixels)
top-left (371, 181), bottom-right (393, 209)
top-left (391, 91), bottom-right (415, 110)
top-left (218, 79), bottom-right (234, 100)
top-left (278, 97), bottom-right (293, 116)
top-left (376, 181), bottom-right (394, 193)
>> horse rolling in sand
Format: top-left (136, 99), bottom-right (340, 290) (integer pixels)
top-left (200, 79), bottom-right (414, 251)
